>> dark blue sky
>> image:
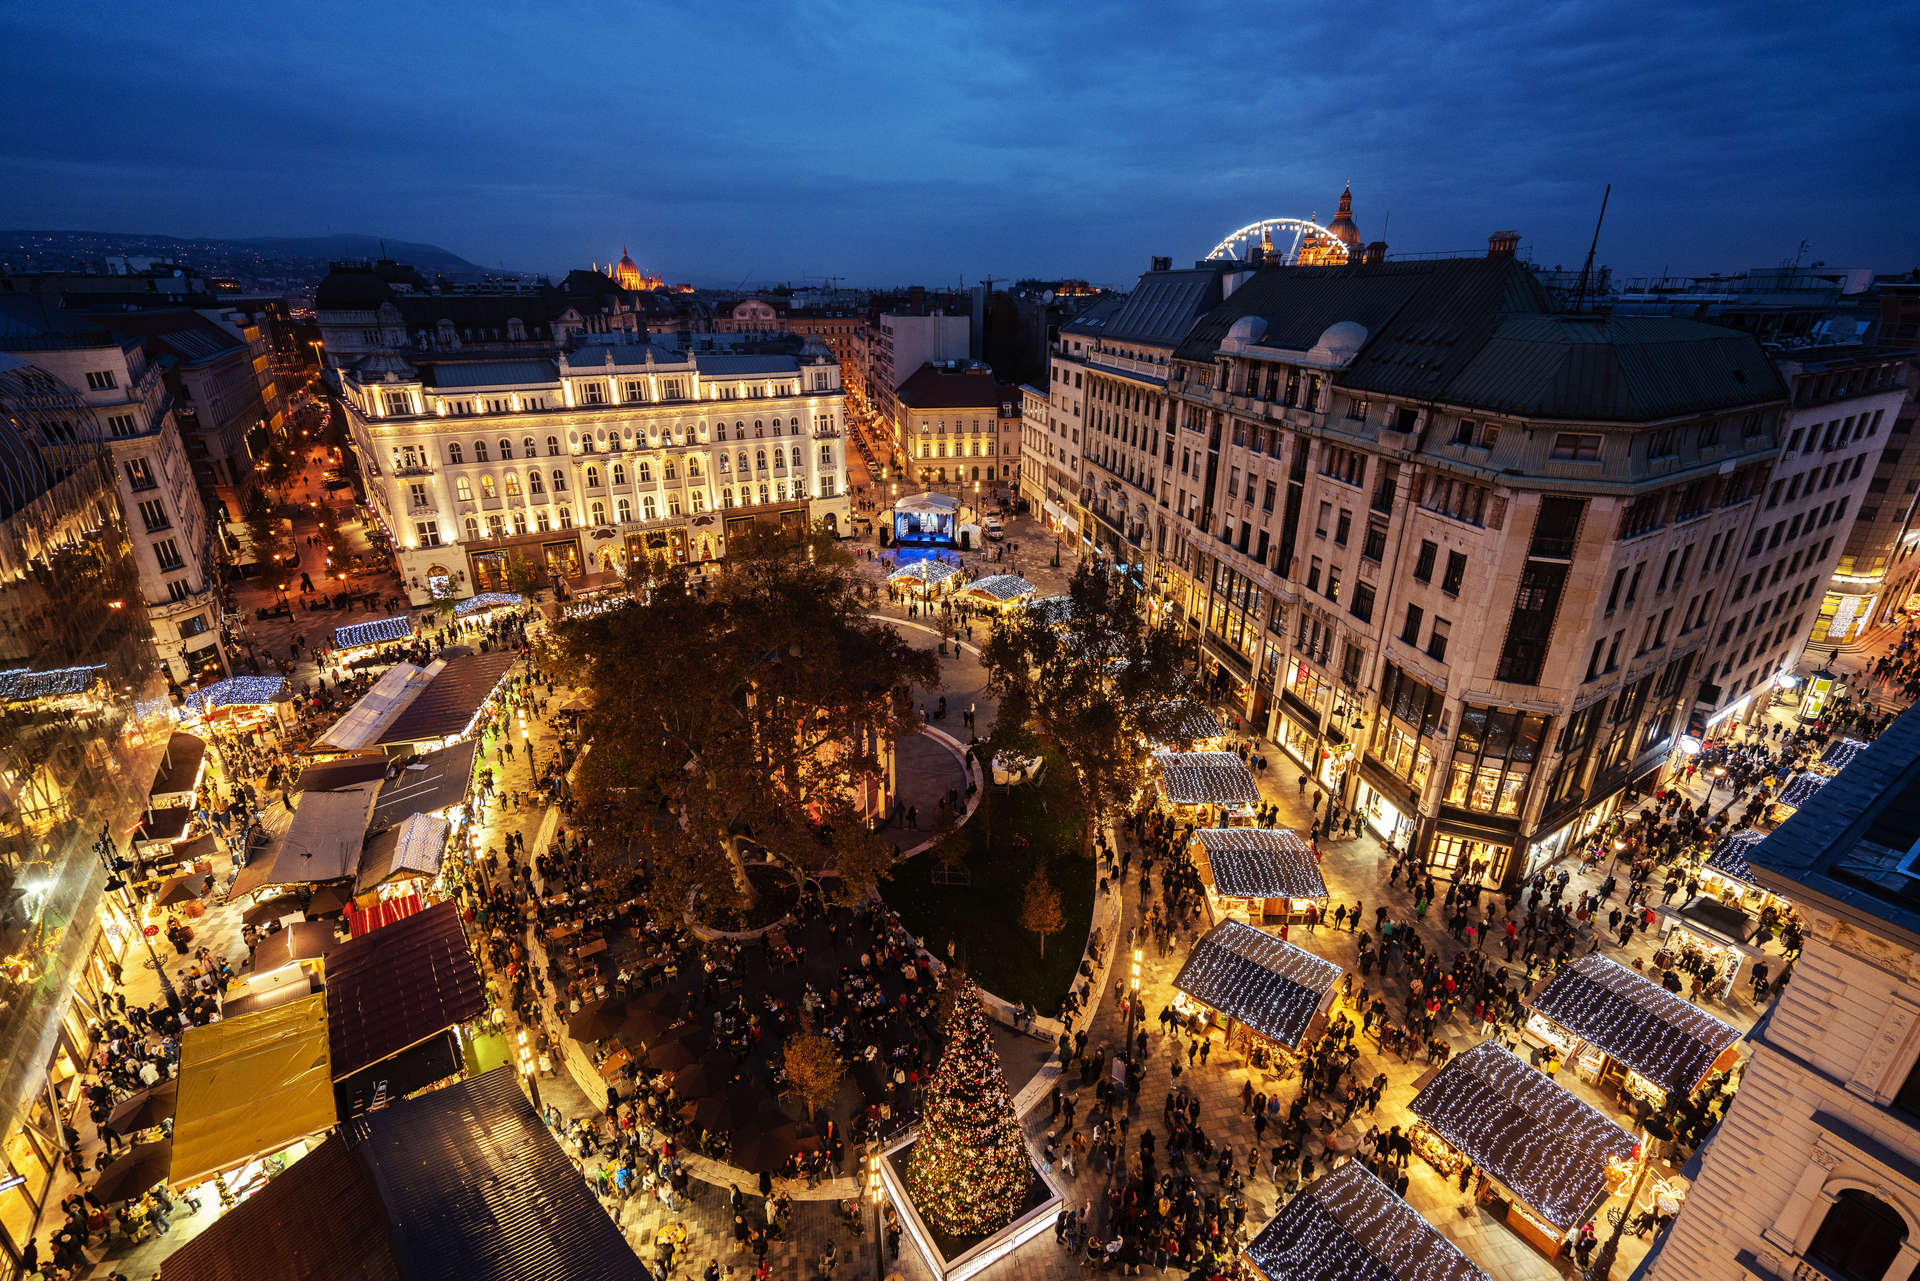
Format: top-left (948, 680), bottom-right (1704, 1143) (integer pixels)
top-left (2, 0), bottom-right (1916, 288)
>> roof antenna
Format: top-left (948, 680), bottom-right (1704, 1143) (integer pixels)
top-left (1571, 183), bottom-right (1611, 314)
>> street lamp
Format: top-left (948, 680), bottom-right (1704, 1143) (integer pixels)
top-left (867, 1149), bottom-right (885, 1279)
top-left (1127, 947), bottom-right (1143, 1048)
top-left (1707, 765), bottom-right (1727, 806)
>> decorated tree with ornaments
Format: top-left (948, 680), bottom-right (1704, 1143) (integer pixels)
top-left (905, 976), bottom-right (1034, 1237)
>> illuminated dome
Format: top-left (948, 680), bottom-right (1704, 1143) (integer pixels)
top-left (612, 245), bottom-right (662, 292)
top-left (1325, 184), bottom-right (1361, 249)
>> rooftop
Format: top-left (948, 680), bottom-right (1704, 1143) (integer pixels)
top-left (896, 361), bottom-right (1013, 410)
top-left (1173, 919), bottom-right (1343, 1052)
top-left (1193, 828), bottom-right (1329, 901)
top-left (1528, 953), bottom-right (1741, 1095)
top-left (1243, 1160), bottom-right (1490, 1281)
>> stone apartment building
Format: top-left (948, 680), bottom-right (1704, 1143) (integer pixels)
top-left (337, 333), bottom-right (850, 605)
top-left (1639, 705), bottom-right (1920, 1281)
top-left (1031, 295), bottom-right (1117, 537)
top-left (894, 361), bottom-right (1019, 496)
top-left (1124, 248), bottom-right (1802, 889)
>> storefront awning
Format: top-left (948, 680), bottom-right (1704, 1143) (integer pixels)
top-left (1155, 751), bottom-right (1261, 808)
top-left (1528, 953), bottom-right (1742, 1096)
top-left (1193, 828), bottom-right (1328, 900)
top-left (1174, 919), bottom-right (1342, 1053)
top-left (170, 991), bottom-right (336, 1189)
top-left (1407, 1041), bottom-right (1635, 1232)
top-left (1244, 1160), bottom-right (1490, 1281)
top-left (326, 901), bottom-right (486, 1081)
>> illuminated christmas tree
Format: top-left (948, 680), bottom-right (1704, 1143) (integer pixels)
top-left (904, 975), bottom-right (1035, 1238)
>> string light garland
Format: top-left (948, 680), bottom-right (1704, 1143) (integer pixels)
top-left (1194, 828), bottom-right (1327, 900)
top-left (963, 573), bottom-right (1035, 601)
top-left (1023, 595), bottom-right (1075, 624)
top-left (1776, 771), bottom-right (1827, 809)
top-left (1529, 953), bottom-right (1740, 1096)
top-left (903, 977), bottom-right (1035, 1238)
top-left (333, 614), bottom-right (414, 651)
top-left (888, 559), bottom-right (963, 587)
top-left (1173, 919), bottom-right (1342, 1052)
top-left (182, 674), bottom-right (288, 713)
top-left (1143, 701), bottom-right (1226, 750)
top-left (1245, 1161), bottom-right (1491, 1281)
top-left (1407, 1041), bottom-right (1635, 1232)
top-left (1701, 829), bottom-right (1766, 885)
top-left (452, 591), bottom-right (525, 617)
top-left (0, 664), bottom-right (105, 703)
top-left (1816, 736), bottom-right (1867, 775)
top-left (1154, 751), bottom-right (1261, 807)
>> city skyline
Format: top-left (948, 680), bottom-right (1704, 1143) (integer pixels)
top-left (1, 0), bottom-right (1916, 286)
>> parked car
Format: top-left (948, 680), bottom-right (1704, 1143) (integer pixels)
top-left (984, 515), bottom-right (1005, 541)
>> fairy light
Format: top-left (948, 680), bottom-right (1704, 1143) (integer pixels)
top-left (333, 614), bottom-right (414, 651)
top-left (1154, 751), bottom-right (1261, 808)
top-left (1528, 953), bottom-right (1741, 1096)
top-left (1776, 771), bottom-right (1827, 810)
top-left (452, 591), bottom-right (525, 617)
top-left (1816, 736), bottom-right (1867, 776)
top-left (1194, 828), bottom-right (1327, 899)
top-left (1407, 1041), bottom-right (1636, 1232)
top-left (182, 674), bottom-right (287, 713)
top-left (1173, 919), bottom-right (1342, 1053)
top-left (1701, 829), bottom-right (1766, 885)
top-left (1245, 1161), bottom-right (1491, 1281)
top-left (964, 574), bottom-right (1035, 601)
top-left (887, 559), bottom-right (962, 587)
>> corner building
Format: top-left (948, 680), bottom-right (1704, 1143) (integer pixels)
top-left (338, 334), bottom-right (851, 603)
top-left (1157, 251), bottom-right (1789, 890)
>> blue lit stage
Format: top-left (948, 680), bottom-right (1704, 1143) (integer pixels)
top-left (892, 491), bottom-right (961, 547)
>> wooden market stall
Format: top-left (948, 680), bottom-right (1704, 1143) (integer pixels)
top-left (1691, 829), bottom-right (1796, 919)
top-left (1190, 828), bottom-right (1327, 927)
top-left (959, 573), bottom-right (1037, 611)
top-left (1525, 953), bottom-right (1742, 1110)
top-left (1154, 750), bottom-right (1261, 823)
top-left (1243, 1160), bottom-right (1491, 1281)
top-left (331, 613), bottom-right (415, 654)
top-left (1770, 771), bottom-right (1827, 822)
top-left (885, 558), bottom-right (964, 598)
top-left (1407, 1041), bottom-right (1639, 1259)
top-left (1813, 735), bottom-right (1868, 776)
top-left (1172, 919), bottom-right (1342, 1070)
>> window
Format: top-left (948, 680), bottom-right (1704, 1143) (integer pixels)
top-left (1551, 432), bottom-right (1603, 461)
top-left (447, 442), bottom-right (464, 464)
top-left (479, 474), bottom-right (496, 499)
top-left (152, 538), bottom-right (184, 571)
top-left (1413, 540), bottom-right (1437, 583)
top-left (617, 498), bottom-right (632, 523)
top-left (137, 498), bottom-right (170, 532)
top-left (455, 476), bottom-right (474, 502)
top-left (611, 463), bottom-right (626, 486)
top-left (505, 473), bottom-right (521, 497)
top-left (473, 440), bottom-right (489, 462)
top-left (105, 413), bottom-right (137, 438)
top-left (1362, 522), bottom-right (1387, 563)
top-left (124, 458), bottom-right (156, 491)
top-left (1334, 510), bottom-right (1351, 546)
top-left (1442, 550), bottom-right (1466, 596)
top-left (1445, 705), bottom-right (1547, 816)
top-left (85, 369), bottom-right (117, 391)
top-left (1806, 1189), bottom-right (1907, 1281)
top-left (623, 379), bottom-right (649, 402)
top-left (1349, 581), bottom-right (1375, 623)
top-left (1401, 604), bottom-right (1424, 645)
top-left (581, 382), bottom-right (607, 405)
top-left (499, 438), bottom-right (513, 459)
top-left (1427, 619), bottom-right (1449, 663)
top-left (552, 469), bottom-right (567, 492)
top-left (547, 435), bottom-right (561, 456)
top-left (528, 471), bottom-right (544, 495)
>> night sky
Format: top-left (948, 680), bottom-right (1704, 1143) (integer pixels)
top-left (2, 0), bottom-right (1915, 287)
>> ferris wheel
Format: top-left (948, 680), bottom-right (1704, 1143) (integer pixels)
top-left (1204, 217), bottom-right (1350, 265)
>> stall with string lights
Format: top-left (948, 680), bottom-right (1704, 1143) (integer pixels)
top-left (1689, 828), bottom-right (1794, 920)
top-left (886, 558), bottom-right (965, 598)
top-left (1242, 1160), bottom-right (1491, 1281)
top-left (179, 675), bottom-right (291, 731)
top-left (1189, 828), bottom-right (1326, 926)
top-left (332, 614), bottom-right (415, 653)
top-left (1407, 1041), bottom-right (1640, 1258)
top-left (1143, 703), bottom-right (1226, 752)
top-left (1154, 751), bottom-right (1261, 823)
top-left (959, 574), bottom-right (1036, 612)
top-left (1172, 919), bottom-right (1342, 1071)
top-left (1813, 736), bottom-right (1868, 777)
top-left (1770, 770), bottom-right (1827, 822)
top-left (1525, 953), bottom-right (1742, 1110)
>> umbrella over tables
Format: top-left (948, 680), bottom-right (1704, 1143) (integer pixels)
top-left (672, 1051), bottom-right (739, 1099)
top-left (242, 896), bottom-right (302, 928)
top-left (730, 1126), bottom-right (801, 1174)
top-left (568, 998), bottom-right (627, 1044)
top-left (306, 883), bottom-right (352, 917)
top-left (627, 986), bottom-right (678, 1014)
top-left (643, 1032), bottom-right (704, 1073)
top-left (107, 1081), bottom-right (178, 1135)
top-left (153, 873), bottom-right (202, 908)
top-left (90, 1138), bottom-right (173, 1203)
top-left (617, 1005), bottom-right (680, 1046)
top-left (686, 1088), bottom-right (762, 1134)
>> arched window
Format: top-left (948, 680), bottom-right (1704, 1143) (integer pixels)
top-left (643, 495), bottom-right (658, 521)
top-left (535, 508), bottom-right (550, 531)
top-left (756, 449), bottom-right (767, 471)
top-left (558, 507), bottom-right (572, 528)
top-left (547, 435), bottom-right (561, 456)
top-left (612, 463), bottom-right (626, 486)
top-left (717, 454), bottom-right (729, 473)
top-left (687, 455), bottom-right (701, 476)
top-left (758, 483), bottom-right (770, 505)
top-left (499, 438), bottom-right (513, 459)
top-left (529, 471), bottom-right (545, 495)
top-left (789, 447), bottom-right (801, 469)
top-left (584, 465), bottom-right (600, 489)
top-left (664, 460), bottom-right (677, 480)
top-left (552, 469), bottom-right (568, 492)
top-left (971, 467), bottom-right (980, 481)
top-left (448, 442), bottom-right (464, 464)
top-left (738, 452), bottom-right (750, 473)
top-left (638, 461), bottom-right (653, 483)
top-left (511, 511), bottom-right (527, 534)
top-left (456, 476), bottom-right (474, 502)
top-left (754, 420), bottom-right (765, 437)
top-left (524, 436), bottom-right (537, 459)
top-left (716, 423), bottom-right (728, 442)
top-left (463, 516), bottom-right (479, 542)
top-left (473, 440), bottom-right (489, 462)
top-left (1809, 1190), bottom-right (1908, 1281)
top-left (504, 473), bottom-right (521, 497)
top-left (617, 498), bottom-right (632, 523)
top-left (479, 474), bottom-right (497, 499)
top-left (722, 487), bottom-right (734, 508)
top-left (590, 501), bottom-right (607, 525)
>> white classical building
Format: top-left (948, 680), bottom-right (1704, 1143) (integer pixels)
top-left (1641, 706), bottom-right (1920, 1281)
top-left (338, 334), bottom-right (852, 603)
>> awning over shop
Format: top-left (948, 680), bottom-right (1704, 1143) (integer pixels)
top-left (170, 991), bottom-right (337, 1189)
top-left (252, 921), bottom-right (341, 974)
top-left (356, 813), bottom-right (450, 893)
top-left (333, 614), bottom-right (414, 651)
top-left (1528, 953), bottom-right (1742, 1096)
top-left (347, 892), bottom-right (425, 937)
top-left (326, 901), bottom-right (486, 1081)
top-left (1154, 750), bottom-right (1261, 808)
top-left (230, 780), bottom-right (381, 897)
top-left (1194, 828), bottom-right (1328, 900)
top-left (1042, 500), bottom-right (1078, 533)
top-left (373, 651), bottom-right (517, 748)
top-left (1174, 919), bottom-right (1342, 1053)
top-left (313, 663), bottom-right (436, 752)
top-left (370, 739), bottom-right (478, 831)
top-left (1407, 1041), bottom-right (1636, 1232)
top-left (1244, 1160), bottom-right (1490, 1281)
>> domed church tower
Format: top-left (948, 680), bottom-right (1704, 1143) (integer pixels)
top-left (1325, 184), bottom-right (1362, 251)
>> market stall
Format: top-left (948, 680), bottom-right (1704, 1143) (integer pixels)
top-left (1172, 919), bottom-right (1343, 1069)
top-left (1691, 829), bottom-right (1795, 918)
top-left (331, 613), bottom-right (414, 653)
top-left (1653, 919), bottom-right (1751, 1003)
top-left (1771, 771), bottom-right (1827, 821)
top-left (1144, 702), bottom-right (1227, 752)
top-left (1243, 1160), bottom-right (1491, 1281)
top-left (959, 573), bottom-right (1037, 611)
top-left (1407, 1041), bottom-right (1639, 1258)
top-left (1154, 750), bottom-right (1261, 822)
top-left (179, 675), bottom-right (291, 731)
top-left (1813, 736), bottom-right (1868, 776)
top-left (1023, 595), bottom-right (1075, 626)
top-left (355, 812), bottom-right (451, 898)
top-left (1190, 828), bottom-right (1327, 926)
top-left (147, 733), bottom-right (207, 808)
top-left (1526, 953), bottom-right (1742, 1107)
top-left (451, 591), bottom-right (525, 618)
top-left (227, 780), bottom-right (381, 899)
top-left (886, 558), bottom-right (964, 597)
top-left (169, 991), bottom-right (338, 1191)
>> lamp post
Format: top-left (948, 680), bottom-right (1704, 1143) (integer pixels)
top-left (1127, 947), bottom-right (1143, 1048)
top-left (867, 1148), bottom-right (885, 1280)
top-left (1706, 765), bottom-right (1727, 807)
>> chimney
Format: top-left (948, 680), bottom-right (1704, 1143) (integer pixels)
top-left (1150, 256), bottom-right (1171, 273)
top-left (1488, 230), bottom-right (1521, 259)
top-left (1364, 241), bottom-right (1388, 265)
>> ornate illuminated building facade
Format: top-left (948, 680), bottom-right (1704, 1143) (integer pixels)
top-left (608, 245), bottom-right (664, 293)
top-left (338, 334), bottom-right (852, 604)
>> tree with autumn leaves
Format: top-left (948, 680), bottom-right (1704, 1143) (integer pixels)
top-left (541, 523), bottom-right (937, 916)
top-left (905, 974), bottom-right (1035, 1238)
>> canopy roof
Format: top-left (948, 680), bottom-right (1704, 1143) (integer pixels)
top-left (1194, 828), bottom-right (1328, 900)
top-left (886, 558), bottom-right (963, 585)
top-left (1777, 771), bottom-right (1827, 809)
top-left (1173, 919), bottom-right (1342, 1052)
top-left (1817, 736), bottom-right (1868, 775)
top-left (893, 490), bottom-right (959, 514)
top-left (1024, 595), bottom-right (1074, 624)
top-left (0, 663), bottom-right (104, 703)
top-left (1529, 953), bottom-right (1740, 1096)
top-left (1407, 1041), bottom-right (1635, 1231)
top-left (357, 813), bottom-right (450, 893)
top-left (150, 733), bottom-right (207, 798)
top-left (171, 991), bottom-right (337, 1188)
top-left (231, 781), bottom-right (381, 896)
top-left (252, 922), bottom-right (341, 974)
top-left (1145, 702), bottom-right (1225, 748)
top-left (963, 573), bottom-right (1035, 601)
top-left (326, 901), bottom-right (485, 1081)
top-left (452, 591), bottom-right (524, 617)
top-left (1702, 829), bottom-right (1766, 886)
top-left (370, 739), bottom-right (478, 831)
top-left (182, 674), bottom-right (289, 713)
top-left (1155, 750), bottom-right (1261, 807)
top-left (314, 663), bottom-right (436, 752)
top-left (374, 651), bottom-right (516, 747)
top-left (1244, 1161), bottom-right (1490, 1281)
top-left (346, 1068), bottom-right (653, 1281)
top-left (333, 615), bottom-right (414, 651)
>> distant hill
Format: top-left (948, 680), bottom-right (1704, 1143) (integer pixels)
top-left (0, 230), bottom-right (516, 292)
top-left (235, 235), bottom-right (484, 274)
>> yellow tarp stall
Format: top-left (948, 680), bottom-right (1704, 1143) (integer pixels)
top-left (169, 991), bottom-right (337, 1189)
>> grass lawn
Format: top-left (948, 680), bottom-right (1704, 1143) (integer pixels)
top-left (884, 746), bottom-right (1094, 1012)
